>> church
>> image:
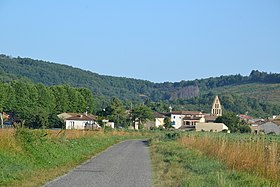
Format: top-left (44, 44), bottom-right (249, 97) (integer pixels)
top-left (169, 95), bottom-right (224, 130)
top-left (211, 95), bottom-right (222, 116)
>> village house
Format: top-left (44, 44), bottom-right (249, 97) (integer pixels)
top-left (196, 122), bottom-right (228, 132)
top-left (171, 111), bottom-right (205, 129)
top-left (58, 112), bottom-right (98, 130)
top-left (252, 122), bottom-right (280, 135)
top-left (169, 95), bottom-right (224, 130)
top-left (237, 114), bottom-right (254, 123)
top-left (139, 112), bottom-right (166, 130)
top-left (135, 95), bottom-right (227, 131)
top-left (154, 112), bottom-right (166, 128)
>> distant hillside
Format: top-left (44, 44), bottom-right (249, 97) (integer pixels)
top-left (1, 54), bottom-right (280, 117)
top-left (0, 54), bottom-right (201, 101)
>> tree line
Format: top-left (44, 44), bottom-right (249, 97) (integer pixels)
top-left (1, 55), bottom-right (280, 103)
top-left (0, 80), bottom-right (161, 129)
top-left (0, 81), bottom-right (94, 128)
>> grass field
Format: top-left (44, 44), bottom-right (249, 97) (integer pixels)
top-left (2, 129), bottom-right (280, 186)
top-left (150, 132), bottom-right (280, 187)
top-left (0, 128), bottom-right (152, 187)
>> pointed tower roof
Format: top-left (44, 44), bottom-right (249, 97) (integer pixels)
top-left (211, 95), bottom-right (222, 116)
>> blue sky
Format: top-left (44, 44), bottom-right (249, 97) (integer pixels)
top-left (0, 0), bottom-right (279, 83)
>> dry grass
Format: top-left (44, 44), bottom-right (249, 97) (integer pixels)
top-left (178, 134), bottom-right (280, 181)
top-left (46, 129), bottom-right (104, 139)
top-left (0, 129), bottom-right (22, 152)
top-left (46, 129), bottom-right (148, 139)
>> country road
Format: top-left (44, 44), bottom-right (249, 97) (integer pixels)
top-left (43, 140), bottom-right (152, 187)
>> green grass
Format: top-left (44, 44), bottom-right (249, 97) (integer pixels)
top-left (0, 128), bottom-right (152, 186)
top-left (150, 135), bottom-right (276, 187)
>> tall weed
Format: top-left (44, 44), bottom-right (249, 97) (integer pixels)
top-left (150, 139), bottom-right (273, 187)
top-left (179, 133), bottom-right (280, 182)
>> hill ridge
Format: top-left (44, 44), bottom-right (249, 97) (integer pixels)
top-left (0, 54), bottom-right (280, 104)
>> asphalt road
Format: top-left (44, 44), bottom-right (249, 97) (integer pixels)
top-left (43, 140), bottom-right (152, 187)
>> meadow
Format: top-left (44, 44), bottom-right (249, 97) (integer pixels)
top-left (0, 128), bottom-right (151, 187)
top-left (150, 132), bottom-right (280, 187)
top-left (2, 129), bottom-right (280, 187)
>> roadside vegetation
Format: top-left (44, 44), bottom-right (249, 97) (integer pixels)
top-left (0, 128), bottom-right (152, 187)
top-left (150, 132), bottom-right (280, 187)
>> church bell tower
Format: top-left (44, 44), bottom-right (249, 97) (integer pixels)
top-left (211, 95), bottom-right (222, 116)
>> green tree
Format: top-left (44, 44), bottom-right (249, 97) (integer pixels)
top-left (3, 84), bottom-right (16, 112)
top-left (12, 81), bottom-right (31, 120)
top-left (164, 117), bottom-right (173, 129)
top-left (215, 112), bottom-right (240, 132)
top-left (132, 104), bottom-right (154, 126)
top-left (105, 97), bottom-right (127, 127)
top-left (215, 112), bottom-right (251, 133)
top-left (50, 85), bottom-right (69, 113)
top-left (36, 84), bottom-right (55, 113)
top-left (77, 88), bottom-right (95, 114)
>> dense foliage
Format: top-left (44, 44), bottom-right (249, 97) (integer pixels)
top-left (215, 112), bottom-right (251, 133)
top-left (172, 92), bottom-right (280, 117)
top-left (1, 54), bottom-right (280, 117)
top-left (0, 81), bottom-right (94, 128)
top-left (2, 55), bottom-right (279, 102)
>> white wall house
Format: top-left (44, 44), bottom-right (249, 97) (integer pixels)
top-left (171, 111), bottom-right (184, 129)
top-left (65, 114), bottom-right (97, 130)
top-left (196, 122), bottom-right (228, 132)
top-left (154, 112), bottom-right (166, 128)
top-left (171, 111), bottom-right (205, 129)
top-left (155, 118), bottom-right (165, 128)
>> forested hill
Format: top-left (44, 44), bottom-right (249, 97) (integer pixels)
top-left (0, 55), bottom-right (156, 101)
top-left (0, 54), bottom-right (280, 103)
top-left (0, 54), bottom-right (200, 101)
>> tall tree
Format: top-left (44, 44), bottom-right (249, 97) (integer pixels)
top-left (132, 104), bottom-right (154, 126)
top-left (215, 112), bottom-right (250, 133)
top-left (35, 84), bottom-right (55, 113)
top-left (106, 97), bottom-right (127, 127)
top-left (50, 85), bottom-right (69, 113)
top-left (77, 88), bottom-right (94, 113)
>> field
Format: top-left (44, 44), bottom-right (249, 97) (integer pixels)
top-left (0, 128), bottom-right (151, 187)
top-left (150, 132), bottom-right (280, 187)
top-left (2, 129), bottom-right (280, 187)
